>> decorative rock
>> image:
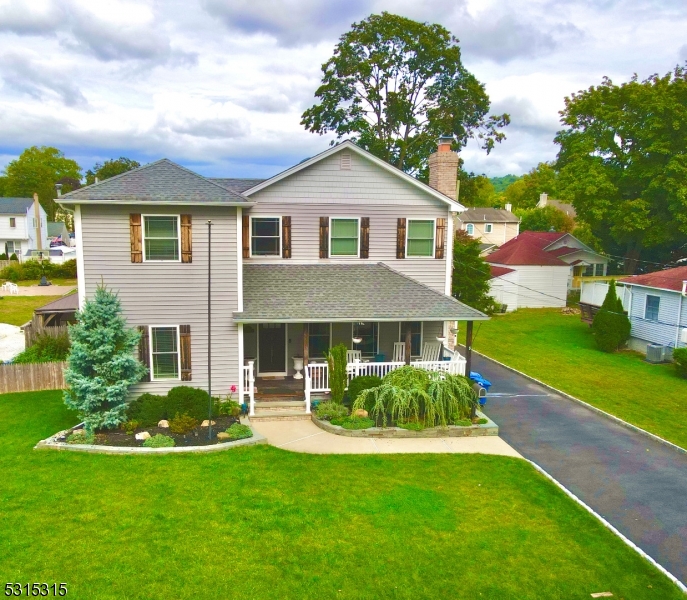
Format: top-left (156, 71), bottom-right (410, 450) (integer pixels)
top-left (135, 431), bottom-right (151, 441)
top-left (353, 409), bottom-right (368, 418)
top-left (201, 420), bottom-right (216, 427)
top-left (158, 420), bottom-right (169, 428)
top-left (216, 432), bottom-right (230, 441)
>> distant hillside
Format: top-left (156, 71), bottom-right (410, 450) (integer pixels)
top-left (490, 175), bottom-right (520, 193)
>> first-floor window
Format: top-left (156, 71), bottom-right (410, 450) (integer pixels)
top-left (251, 217), bottom-right (281, 256)
top-left (645, 295), bottom-right (660, 321)
top-left (400, 322), bottom-right (422, 357)
top-left (330, 218), bottom-right (359, 256)
top-left (144, 215), bottom-right (179, 261)
top-left (150, 326), bottom-right (180, 380)
top-left (406, 220), bottom-right (435, 257)
top-left (5, 241), bottom-right (15, 255)
top-left (484, 223), bottom-right (493, 233)
top-left (353, 322), bottom-right (378, 358)
top-left (595, 263), bottom-right (605, 276)
top-left (583, 264), bottom-right (594, 276)
top-left (466, 223), bottom-right (474, 235)
top-left (308, 323), bottom-right (330, 360)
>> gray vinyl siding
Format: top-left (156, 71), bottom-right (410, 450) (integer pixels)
top-left (627, 286), bottom-right (687, 349)
top-left (246, 202), bottom-right (449, 293)
top-left (80, 204), bottom-right (240, 396)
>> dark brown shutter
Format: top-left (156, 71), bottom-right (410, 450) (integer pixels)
top-left (138, 325), bottom-right (150, 382)
top-left (242, 215), bottom-right (250, 258)
top-left (319, 217), bottom-right (329, 259)
top-left (435, 218), bottom-right (446, 259)
top-left (360, 217), bottom-right (369, 259)
top-left (180, 325), bottom-right (192, 381)
top-left (181, 214), bottom-right (192, 263)
top-left (396, 218), bottom-right (406, 259)
top-left (282, 216), bottom-right (291, 258)
top-left (130, 214), bottom-right (142, 263)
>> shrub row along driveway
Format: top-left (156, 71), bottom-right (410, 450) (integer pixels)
top-left (472, 351), bottom-right (687, 585)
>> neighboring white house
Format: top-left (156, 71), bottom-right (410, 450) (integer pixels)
top-left (455, 205), bottom-right (519, 249)
top-left (0, 196), bottom-right (49, 260)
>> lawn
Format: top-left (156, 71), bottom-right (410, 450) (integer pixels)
top-left (0, 391), bottom-right (682, 599)
top-left (464, 308), bottom-right (687, 449)
top-left (0, 296), bottom-right (63, 326)
top-left (16, 278), bottom-right (77, 287)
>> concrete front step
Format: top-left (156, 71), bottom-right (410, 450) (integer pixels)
top-left (254, 400), bottom-right (305, 413)
top-left (250, 411), bottom-right (311, 422)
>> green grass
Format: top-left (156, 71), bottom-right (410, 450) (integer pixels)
top-left (15, 278), bottom-right (77, 287)
top-left (0, 296), bottom-right (62, 326)
top-left (0, 391), bottom-right (682, 599)
top-left (465, 308), bottom-right (687, 449)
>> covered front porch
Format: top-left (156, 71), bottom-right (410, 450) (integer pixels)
top-left (235, 263), bottom-right (488, 416)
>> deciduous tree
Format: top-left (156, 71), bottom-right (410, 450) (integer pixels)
top-left (452, 230), bottom-right (496, 314)
top-left (500, 162), bottom-right (558, 210)
top-left (458, 171), bottom-right (496, 207)
top-left (85, 157), bottom-right (141, 185)
top-left (516, 205), bottom-right (574, 233)
top-left (302, 12), bottom-right (509, 175)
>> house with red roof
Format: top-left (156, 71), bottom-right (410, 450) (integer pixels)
top-left (485, 231), bottom-right (609, 310)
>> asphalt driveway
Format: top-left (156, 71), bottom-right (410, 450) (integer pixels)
top-left (471, 351), bottom-right (687, 584)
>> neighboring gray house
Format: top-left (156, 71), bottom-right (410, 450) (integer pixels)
top-left (59, 139), bottom-right (487, 417)
top-left (0, 196), bottom-right (49, 259)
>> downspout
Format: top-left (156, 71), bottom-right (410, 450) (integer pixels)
top-left (676, 281), bottom-right (687, 348)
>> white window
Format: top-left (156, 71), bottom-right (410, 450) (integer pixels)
top-left (6, 241), bottom-right (15, 254)
top-left (32, 218), bottom-right (37, 228)
top-left (484, 223), bottom-right (493, 233)
top-left (150, 326), bottom-right (180, 380)
top-left (466, 223), bottom-right (474, 236)
top-left (406, 219), bottom-right (435, 257)
top-left (251, 217), bottom-right (281, 256)
top-left (595, 263), bottom-right (605, 276)
top-left (9, 217), bottom-right (15, 228)
top-left (330, 218), bottom-right (359, 257)
top-left (143, 215), bottom-right (180, 261)
top-left (645, 295), bottom-right (660, 322)
top-left (352, 322), bottom-right (378, 358)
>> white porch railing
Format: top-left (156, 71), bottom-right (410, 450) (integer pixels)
top-left (304, 352), bottom-right (467, 409)
top-left (242, 360), bottom-right (255, 416)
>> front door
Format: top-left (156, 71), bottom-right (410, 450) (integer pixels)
top-left (258, 323), bottom-right (287, 375)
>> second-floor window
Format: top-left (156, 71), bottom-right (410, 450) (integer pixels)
top-left (143, 216), bottom-right (179, 261)
top-left (330, 218), bottom-right (359, 257)
top-left (466, 223), bottom-right (474, 235)
top-left (406, 220), bottom-right (435, 257)
top-left (9, 217), bottom-right (15, 228)
top-left (251, 217), bottom-right (281, 256)
top-left (645, 295), bottom-right (660, 321)
top-left (484, 223), bottom-right (493, 233)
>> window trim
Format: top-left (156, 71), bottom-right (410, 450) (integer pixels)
top-left (484, 223), bottom-right (493, 234)
top-left (142, 214), bottom-right (181, 263)
top-left (149, 325), bottom-right (181, 381)
top-left (644, 294), bottom-right (661, 322)
top-left (405, 218), bottom-right (436, 259)
top-left (249, 215), bottom-right (282, 258)
top-left (9, 217), bottom-right (16, 228)
top-left (329, 216), bottom-right (360, 258)
top-left (465, 223), bottom-right (474, 236)
top-left (398, 321), bottom-right (423, 359)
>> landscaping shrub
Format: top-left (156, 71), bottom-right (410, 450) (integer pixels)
top-left (0, 253), bottom-right (6, 260)
top-left (126, 393), bottom-right (167, 426)
top-left (347, 375), bottom-right (382, 407)
top-left (592, 280), bottom-right (631, 352)
top-left (332, 416), bottom-right (375, 430)
top-left (396, 420), bottom-right (424, 431)
top-left (315, 400), bottom-right (349, 421)
top-left (225, 423), bottom-right (252, 440)
top-left (215, 398), bottom-right (241, 417)
top-left (143, 434), bottom-right (175, 448)
top-left (327, 343), bottom-right (348, 404)
top-left (168, 413), bottom-right (198, 434)
top-left (0, 258), bottom-right (77, 282)
top-left (9, 253), bottom-right (18, 261)
top-left (166, 386), bottom-right (211, 422)
top-left (673, 348), bottom-right (687, 378)
top-left (66, 429), bottom-right (94, 445)
top-left (13, 333), bottom-right (70, 364)
top-left (454, 419), bottom-right (472, 427)
top-left (120, 420), bottom-right (140, 435)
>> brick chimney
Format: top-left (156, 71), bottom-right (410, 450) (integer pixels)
top-left (429, 135), bottom-right (459, 200)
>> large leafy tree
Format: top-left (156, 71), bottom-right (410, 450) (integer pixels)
top-left (3, 146), bottom-right (82, 220)
top-left (517, 205), bottom-right (574, 233)
top-left (451, 230), bottom-right (496, 314)
top-left (500, 162), bottom-right (558, 210)
top-left (85, 157), bottom-right (141, 185)
top-left (458, 171), bottom-right (496, 207)
top-left (555, 66), bottom-right (687, 273)
top-left (301, 12), bottom-right (509, 175)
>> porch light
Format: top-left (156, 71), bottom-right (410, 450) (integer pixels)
top-left (436, 335), bottom-right (447, 344)
top-left (352, 336), bottom-right (363, 344)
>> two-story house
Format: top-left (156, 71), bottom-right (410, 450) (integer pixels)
top-left (59, 139), bottom-right (487, 417)
top-left (455, 206), bottom-right (520, 253)
top-left (0, 196), bottom-right (49, 260)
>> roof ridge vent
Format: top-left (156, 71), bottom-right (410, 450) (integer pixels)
top-left (340, 152), bottom-right (352, 170)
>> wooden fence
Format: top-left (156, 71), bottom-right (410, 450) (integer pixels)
top-left (0, 260), bottom-right (11, 270)
top-left (23, 317), bottom-right (70, 348)
top-left (0, 361), bottom-right (67, 394)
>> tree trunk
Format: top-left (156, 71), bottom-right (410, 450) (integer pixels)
top-left (624, 240), bottom-right (643, 275)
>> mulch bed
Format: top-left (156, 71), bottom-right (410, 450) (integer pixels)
top-left (58, 415), bottom-right (243, 447)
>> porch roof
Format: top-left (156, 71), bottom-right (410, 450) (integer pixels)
top-left (234, 263), bottom-right (488, 323)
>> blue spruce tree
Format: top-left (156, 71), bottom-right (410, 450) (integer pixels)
top-left (64, 285), bottom-right (147, 432)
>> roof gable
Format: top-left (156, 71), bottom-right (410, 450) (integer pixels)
top-left (60, 159), bottom-right (252, 205)
top-left (0, 198), bottom-right (33, 214)
top-left (242, 140), bottom-right (465, 211)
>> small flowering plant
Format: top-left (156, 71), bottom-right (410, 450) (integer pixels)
top-left (215, 385), bottom-right (241, 417)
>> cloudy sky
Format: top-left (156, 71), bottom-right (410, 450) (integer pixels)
top-left (0, 0), bottom-right (685, 179)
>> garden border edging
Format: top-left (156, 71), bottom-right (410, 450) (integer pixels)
top-left (473, 349), bottom-right (687, 456)
top-left (312, 411), bottom-right (498, 438)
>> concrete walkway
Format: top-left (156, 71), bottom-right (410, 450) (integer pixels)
top-left (470, 351), bottom-right (687, 585)
top-left (250, 419), bottom-right (521, 457)
top-left (13, 285), bottom-right (76, 296)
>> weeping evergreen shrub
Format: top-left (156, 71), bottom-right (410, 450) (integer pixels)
top-left (327, 343), bottom-right (348, 404)
top-left (353, 366), bottom-right (476, 428)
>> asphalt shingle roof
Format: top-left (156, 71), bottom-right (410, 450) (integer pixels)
top-left (35, 294), bottom-right (79, 314)
top-left (459, 208), bottom-right (519, 223)
top-left (0, 198), bottom-right (33, 214)
top-left (235, 263), bottom-right (488, 322)
top-left (208, 178), bottom-right (265, 193)
top-left (60, 159), bottom-right (251, 204)
top-left (619, 266), bottom-right (687, 293)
